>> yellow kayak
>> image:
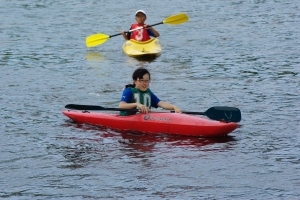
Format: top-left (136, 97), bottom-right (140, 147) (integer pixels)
top-left (123, 38), bottom-right (162, 57)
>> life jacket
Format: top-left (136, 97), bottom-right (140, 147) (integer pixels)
top-left (120, 87), bottom-right (152, 116)
top-left (130, 23), bottom-right (151, 41)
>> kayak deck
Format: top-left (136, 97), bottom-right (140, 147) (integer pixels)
top-left (123, 38), bottom-right (162, 57)
top-left (63, 110), bottom-right (238, 137)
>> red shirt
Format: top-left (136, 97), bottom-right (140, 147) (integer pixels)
top-left (130, 24), bottom-right (151, 41)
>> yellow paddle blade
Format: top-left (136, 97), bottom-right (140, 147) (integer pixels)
top-left (163, 13), bottom-right (189, 25)
top-left (86, 33), bottom-right (110, 48)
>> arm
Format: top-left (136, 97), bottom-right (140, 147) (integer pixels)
top-left (146, 25), bottom-right (160, 37)
top-left (122, 26), bottom-right (133, 40)
top-left (119, 101), bottom-right (149, 113)
top-left (149, 26), bottom-right (160, 37)
top-left (121, 31), bottom-right (129, 40)
top-left (157, 101), bottom-right (182, 113)
top-left (118, 89), bottom-right (149, 113)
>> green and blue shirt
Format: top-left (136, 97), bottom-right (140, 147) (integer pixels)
top-left (120, 87), bottom-right (161, 116)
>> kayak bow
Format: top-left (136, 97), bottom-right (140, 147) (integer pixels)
top-left (123, 38), bottom-right (162, 57)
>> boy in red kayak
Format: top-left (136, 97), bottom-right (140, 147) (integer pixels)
top-left (119, 67), bottom-right (182, 116)
top-left (121, 10), bottom-right (160, 41)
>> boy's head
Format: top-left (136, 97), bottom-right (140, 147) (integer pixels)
top-left (135, 10), bottom-right (146, 18)
top-left (135, 10), bottom-right (147, 24)
top-left (132, 67), bottom-right (151, 91)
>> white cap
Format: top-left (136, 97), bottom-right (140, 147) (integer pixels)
top-left (135, 10), bottom-right (146, 16)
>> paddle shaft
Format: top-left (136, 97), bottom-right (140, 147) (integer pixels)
top-left (109, 22), bottom-right (163, 38)
top-left (65, 104), bottom-right (139, 112)
top-left (171, 111), bottom-right (205, 115)
top-left (65, 104), bottom-right (200, 114)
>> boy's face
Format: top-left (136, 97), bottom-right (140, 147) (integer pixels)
top-left (134, 73), bottom-right (150, 92)
top-left (135, 13), bottom-right (146, 24)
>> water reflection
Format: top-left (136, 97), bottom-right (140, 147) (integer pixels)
top-left (118, 131), bottom-right (236, 152)
top-left (123, 53), bottom-right (160, 65)
top-left (85, 49), bottom-right (159, 64)
top-left (132, 54), bottom-right (160, 63)
top-left (59, 122), bottom-right (237, 168)
top-left (85, 51), bottom-right (107, 62)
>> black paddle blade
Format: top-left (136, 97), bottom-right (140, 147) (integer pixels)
top-left (205, 106), bottom-right (241, 122)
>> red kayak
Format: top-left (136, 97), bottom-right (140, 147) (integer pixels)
top-left (62, 110), bottom-right (238, 137)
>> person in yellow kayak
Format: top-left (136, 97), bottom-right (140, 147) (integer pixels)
top-left (121, 10), bottom-right (160, 41)
top-left (119, 67), bottom-right (182, 116)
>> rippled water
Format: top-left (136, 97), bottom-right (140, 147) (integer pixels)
top-left (1, 0), bottom-right (300, 199)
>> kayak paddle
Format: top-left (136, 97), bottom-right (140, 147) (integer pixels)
top-left (65, 104), bottom-right (241, 122)
top-left (171, 106), bottom-right (241, 123)
top-left (86, 13), bottom-right (189, 48)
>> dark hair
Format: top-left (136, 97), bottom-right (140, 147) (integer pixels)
top-left (132, 67), bottom-right (151, 80)
top-left (125, 67), bottom-right (150, 88)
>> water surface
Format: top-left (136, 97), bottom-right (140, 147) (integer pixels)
top-left (1, 0), bottom-right (300, 199)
